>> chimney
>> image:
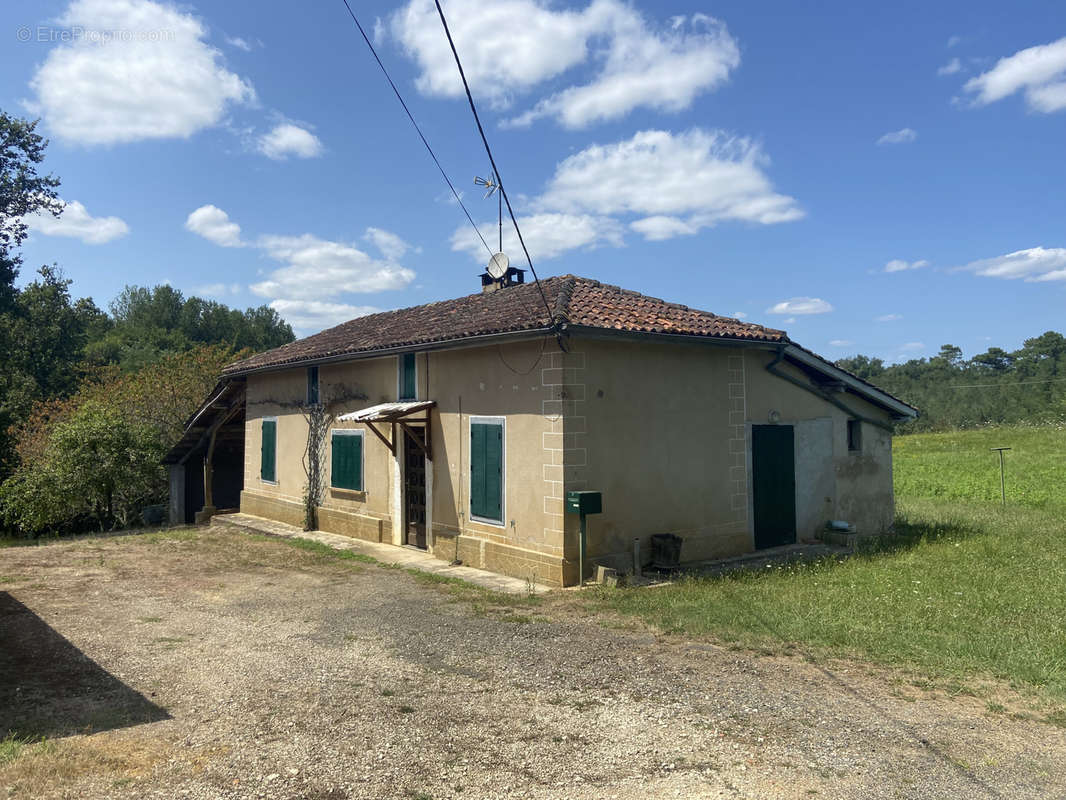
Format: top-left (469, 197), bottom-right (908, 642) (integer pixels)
top-left (480, 266), bottom-right (526, 294)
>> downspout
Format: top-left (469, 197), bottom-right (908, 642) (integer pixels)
top-left (765, 347), bottom-right (896, 433)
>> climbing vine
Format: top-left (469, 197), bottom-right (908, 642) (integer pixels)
top-left (249, 382), bottom-right (367, 531)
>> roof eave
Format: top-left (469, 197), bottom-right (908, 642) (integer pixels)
top-left (782, 344), bottom-right (918, 419)
top-left (563, 324), bottom-right (786, 350)
top-left (222, 326), bottom-right (558, 378)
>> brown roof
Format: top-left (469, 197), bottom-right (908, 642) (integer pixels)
top-left (222, 275), bottom-right (787, 375)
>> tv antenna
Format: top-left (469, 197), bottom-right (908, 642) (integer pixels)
top-left (475, 170), bottom-right (503, 253)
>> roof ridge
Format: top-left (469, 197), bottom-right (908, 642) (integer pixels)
top-left (552, 275), bottom-right (577, 325)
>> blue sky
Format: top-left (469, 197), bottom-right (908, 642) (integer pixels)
top-left (2, 0), bottom-right (1065, 363)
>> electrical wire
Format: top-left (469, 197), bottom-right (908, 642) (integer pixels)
top-left (338, 0), bottom-right (494, 262)
top-left (947, 375), bottom-right (1066, 389)
top-left (432, 0), bottom-right (558, 332)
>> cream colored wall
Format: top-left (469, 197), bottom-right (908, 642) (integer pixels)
top-left (744, 351), bottom-right (896, 537)
top-left (570, 339), bottom-right (898, 573)
top-left (240, 335), bottom-right (899, 584)
top-left (244, 368), bottom-right (308, 507)
top-left (568, 338), bottom-right (748, 569)
top-left (241, 339), bottom-right (569, 583)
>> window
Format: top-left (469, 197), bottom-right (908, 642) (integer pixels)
top-left (398, 352), bottom-right (416, 400)
top-left (470, 417), bottom-right (504, 524)
top-left (307, 366), bottom-right (319, 405)
top-left (847, 419), bottom-right (862, 453)
top-left (331, 430), bottom-right (363, 491)
top-left (261, 418), bottom-right (277, 482)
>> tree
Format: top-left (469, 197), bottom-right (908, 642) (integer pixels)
top-left (0, 345), bottom-right (239, 536)
top-left (0, 112), bottom-right (63, 309)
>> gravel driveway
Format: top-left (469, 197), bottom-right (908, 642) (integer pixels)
top-left (1, 528), bottom-right (1063, 799)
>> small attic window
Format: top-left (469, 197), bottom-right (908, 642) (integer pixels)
top-left (399, 353), bottom-right (417, 400)
top-left (307, 366), bottom-right (319, 405)
top-left (847, 419), bottom-right (862, 452)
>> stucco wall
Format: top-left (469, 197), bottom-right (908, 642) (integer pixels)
top-left (241, 339), bottom-right (572, 586)
top-left (568, 339), bottom-right (897, 576)
top-left (239, 334), bottom-right (899, 586)
top-left (744, 350), bottom-right (896, 538)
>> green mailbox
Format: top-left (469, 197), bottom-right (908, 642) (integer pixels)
top-left (566, 490), bottom-right (602, 515)
top-left (565, 490), bottom-right (602, 586)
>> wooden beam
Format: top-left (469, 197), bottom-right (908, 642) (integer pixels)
top-left (398, 421), bottom-right (430, 461)
top-left (364, 421), bottom-right (394, 454)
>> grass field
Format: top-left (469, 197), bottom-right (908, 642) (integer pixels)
top-left (590, 424), bottom-right (1066, 710)
top-left (894, 424), bottom-right (1066, 509)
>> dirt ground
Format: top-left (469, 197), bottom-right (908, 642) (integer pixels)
top-left (2, 528), bottom-right (1065, 800)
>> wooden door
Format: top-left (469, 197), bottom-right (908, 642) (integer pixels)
top-left (751, 424), bottom-right (796, 550)
top-left (403, 427), bottom-right (427, 549)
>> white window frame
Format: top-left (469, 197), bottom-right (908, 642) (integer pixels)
top-left (330, 428), bottom-right (365, 492)
top-left (469, 415), bottom-right (505, 527)
top-left (397, 352), bottom-right (418, 401)
top-left (260, 416), bottom-right (278, 485)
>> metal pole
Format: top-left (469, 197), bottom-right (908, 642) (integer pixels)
top-left (999, 450), bottom-right (1005, 506)
top-left (991, 447), bottom-right (1011, 507)
top-left (579, 514), bottom-right (586, 588)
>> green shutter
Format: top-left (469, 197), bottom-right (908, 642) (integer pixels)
top-left (260, 419), bottom-right (277, 482)
top-left (401, 353), bottom-right (416, 400)
top-left (331, 433), bottom-right (362, 491)
top-left (470, 422), bottom-right (502, 522)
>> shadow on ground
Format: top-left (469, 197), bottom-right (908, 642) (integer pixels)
top-left (0, 591), bottom-right (169, 739)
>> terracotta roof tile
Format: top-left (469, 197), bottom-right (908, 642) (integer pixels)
top-left (222, 275), bottom-right (787, 376)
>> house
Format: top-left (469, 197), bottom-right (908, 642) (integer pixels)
top-left (164, 271), bottom-right (917, 586)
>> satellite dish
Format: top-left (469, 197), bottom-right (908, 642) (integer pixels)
top-left (487, 251), bottom-right (509, 279)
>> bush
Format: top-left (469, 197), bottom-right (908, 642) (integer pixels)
top-left (0, 345), bottom-right (238, 536)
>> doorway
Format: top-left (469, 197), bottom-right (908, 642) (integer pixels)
top-left (751, 424), bottom-right (796, 549)
top-left (403, 427), bottom-right (427, 549)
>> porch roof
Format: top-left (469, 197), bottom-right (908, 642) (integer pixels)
top-left (337, 400), bottom-right (436, 423)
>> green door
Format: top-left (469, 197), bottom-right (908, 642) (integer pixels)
top-left (752, 424), bottom-right (796, 549)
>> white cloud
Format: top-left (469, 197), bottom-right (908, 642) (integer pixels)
top-left (194, 282), bottom-right (242, 297)
top-left (268, 299), bottom-right (381, 334)
top-left (829, 339), bottom-right (853, 347)
top-left (27, 0), bottom-right (255, 145)
top-left (629, 216), bottom-right (698, 240)
top-left (884, 258), bottom-right (929, 273)
top-left (876, 313), bottom-right (902, 322)
top-left (389, 0), bottom-right (739, 127)
top-left (27, 199), bottom-right (129, 244)
top-left (947, 35), bottom-right (961, 48)
top-left (782, 317), bottom-right (796, 324)
top-left (538, 129), bottom-right (803, 236)
top-left (732, 311), bottom-right (747, 319)
top-left (963, 37), bottom-right (1066, 112)
top-left (959, 246), bottom-right (1066, 281)
top-left (938, 58), bottom-right (962, 76)
top-left (901, 341), bottom-right (925, 352)
top-left (184, 204), bottom-right (244, 247)
top-left (225, 35), bottom-right (252, 51)
top-left (506, 12), bottom-right (740, 129)
top-left (365, 227), bottom-right (416, 261)
top-left (451, 213), bottom-right (623, 262)
top-left (251, 233), bottom-right (415, 300)
top-left (876, 128), bottom-right (917, 145)
top-left (257, 123), bottom-right (323, 160)
top-left (766, 297), bottom-right (833, 315)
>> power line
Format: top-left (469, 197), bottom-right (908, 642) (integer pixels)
top-left (432, 0), bottom-right (558, 333)
top-left (338, 0), bottom-right (494, 261)
top-left (948, 375), bottom-right (1066, 389)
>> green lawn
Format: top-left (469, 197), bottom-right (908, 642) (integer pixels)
top-left (589, 425), bottom-right (1066, 708)
top-left (893, 424), bottom-right (1066, 510)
